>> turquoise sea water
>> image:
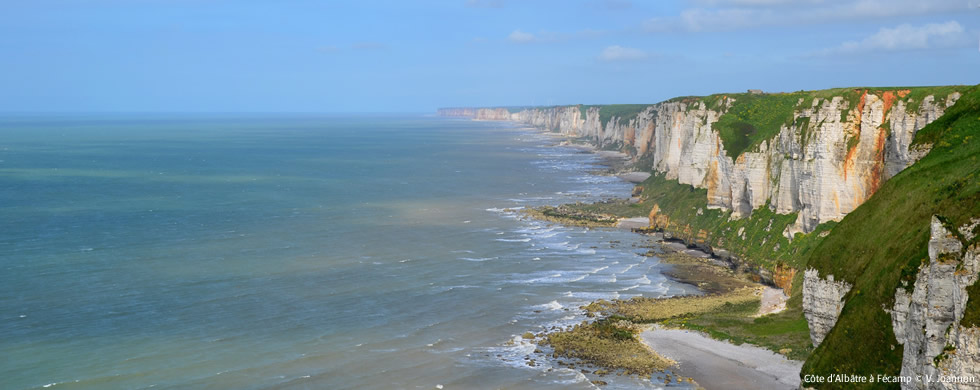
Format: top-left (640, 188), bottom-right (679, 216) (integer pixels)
top-left (0, 115), bottom-right (693, 389)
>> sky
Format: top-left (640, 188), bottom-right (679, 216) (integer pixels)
top-left (1, 0), bottom-right (979, 113)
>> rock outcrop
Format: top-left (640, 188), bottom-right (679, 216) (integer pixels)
top-left (802, 268), bottom-right (853, 346)
top-left (890, 216), bottom-right (980, 389)
top-left (441, 90), bottom-right (960, 234)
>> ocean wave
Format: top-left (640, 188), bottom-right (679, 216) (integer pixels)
top-left (486, 206), bottom-right (524, 213)
top-left (566, 291), bottom-right (620, 300)
top-left (534, 300), bottom-right (564, 311)
top-left (459, 257), bottom-right (497, 262)
top-left (495, 238), bottom-right (531, 242)
top-left (619, 263), bottom-right (637, 274)
top-left (568, 273), bottom-right (589, 282)
top-left (550, 368), bottom-right (591, 385)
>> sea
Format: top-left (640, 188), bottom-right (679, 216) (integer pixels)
top-left (0, 114), bottom-right (698, 390)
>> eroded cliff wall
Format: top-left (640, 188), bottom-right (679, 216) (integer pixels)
top-left (442, 88), bottom-right (960, 234)
top-left (890, 217), bottom-right (980, 389)
top-left (803, 268), bottom-right (852, 347)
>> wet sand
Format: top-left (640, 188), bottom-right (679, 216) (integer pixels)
top-left (641, 326), bottom-right (803, 390)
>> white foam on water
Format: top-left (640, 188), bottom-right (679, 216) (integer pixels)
top-left (458, 257), bottom-right (497, 262)
top-left (620, 263), bottom-right (637, 274)
top-left (567, 273), bottom-right (589, 282)
top-left (567, 291), bottom-right (620, 300)
top-left (534, 300), bottom-right (564, 311)
top-left (495, 238), bottom-right (531, 242)
top-left (551, 368), bottom-right (591, 385)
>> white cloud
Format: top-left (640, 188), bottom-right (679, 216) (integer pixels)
top-left (599, 45), bottom-right (648, 61)
top-left (817, 21), bottom-right (972, 55)
top-left (508, 29), bottom-right (536, 43)
top-left (643, 0), bottom-right (971, 32)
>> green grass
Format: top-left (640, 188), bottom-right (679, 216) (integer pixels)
top-left (903, 85), bottom-right (964, 115)
top-left (565, 173), bottom-right (834, 271)
top-left (712, 93), bottom-right (805, 157)
top-left (962, 278), bottom-right (980, 327)
top-left (522, 85), bottom-right (975, 387)
top-left (664, 304), bottom-right (814, 361)
top-left (666, 86), bottom-right (964, 158)
top-left (515, 86), bottom-right (962, 160)
top-left (800, 85), bottom-right (980, 389)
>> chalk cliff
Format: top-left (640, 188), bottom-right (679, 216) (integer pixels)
top-left (441, 89), bottom-right (960, 234)
top-left (802, 268), bottom-right (853, 347)
top-left (436, 107), bottom-right (513, 121)
top-left (890, 217), bottom-right (980, 389)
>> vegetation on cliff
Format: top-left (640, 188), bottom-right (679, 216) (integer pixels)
top-left (516, 84), bottom-right (977, 386)
top-left (666, 86), bottom-right (966, 158)
top-left (556, 173), bottom-right (835, 272)
top-left (584, 254), bottom-right (813, 361)
top-left (801, 85), bottom-right (980, 388)
top-left (710, 92), bottom-right (802, 157)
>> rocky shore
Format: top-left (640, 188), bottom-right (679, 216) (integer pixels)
top-left (513, 138), bottom-right (808, 388)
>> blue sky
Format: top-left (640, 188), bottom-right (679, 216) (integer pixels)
top-left (2, 0), bottom-right (979, 113)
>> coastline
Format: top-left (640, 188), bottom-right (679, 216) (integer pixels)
top-left (514, 121), bottom-right (804, 389)
top-left (642, 325), bottom-right (803, 390)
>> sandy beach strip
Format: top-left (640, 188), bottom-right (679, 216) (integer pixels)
top-left (641, 326), bottom-right (802, 390)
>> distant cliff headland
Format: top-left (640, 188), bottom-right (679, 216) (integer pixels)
top-left (440, 85), bottom-right (980, 389)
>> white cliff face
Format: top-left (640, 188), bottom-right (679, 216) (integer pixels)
top-left (890, 216), bottom-right (980, 390)
top-left (802, 268), bottom-right (853, 346)
top-left (508, 90), bottom-right (958, 234)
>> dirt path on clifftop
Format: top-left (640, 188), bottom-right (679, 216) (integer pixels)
top-left (641, 326), bottom-right (802, 390)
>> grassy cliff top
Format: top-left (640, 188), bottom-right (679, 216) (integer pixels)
top-left (484, 85), bottom-right (964, 159)
top-left (800, 84), bottom-right (980, 388)
top-left (694, 86), bottom-right (964, 158)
